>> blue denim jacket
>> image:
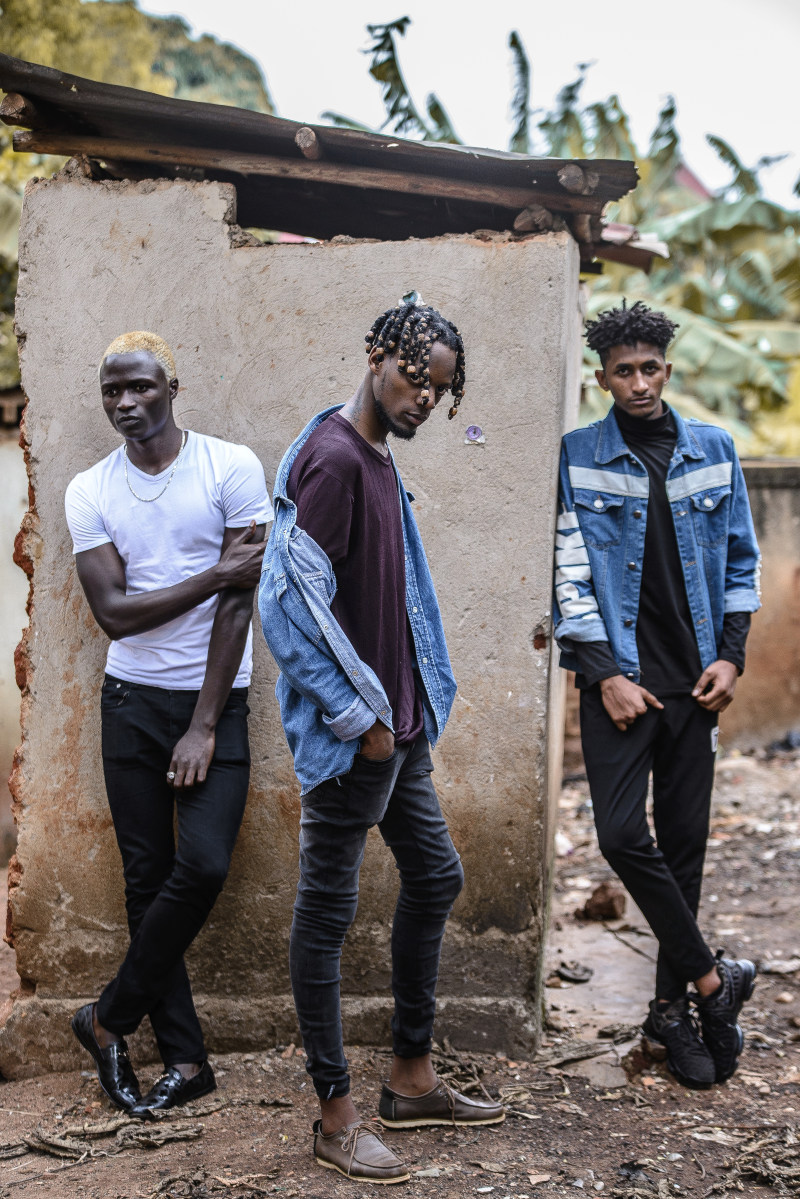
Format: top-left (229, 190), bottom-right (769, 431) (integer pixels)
top-left (258, 405), bottom-right (457, 793)
top-left (554, 406), bottom-right (761, 680)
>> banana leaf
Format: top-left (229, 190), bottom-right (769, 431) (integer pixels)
top-left (508, 31), bottom-right (531, 155)
top-left (652, 196), bottom-right (798, 246)
top-left (365, 18), bottom-right (433, 140)
top-left (729, 321), bottom-right (800, 359)
top-left (0, 182), bottom-right (21, 261)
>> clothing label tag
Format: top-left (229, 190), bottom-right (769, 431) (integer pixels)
top-left (711, 726), bottom-right (719, 753)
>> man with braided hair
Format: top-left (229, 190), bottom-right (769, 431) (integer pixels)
top-left (554, 300), bottom-right (761, 1090)
top-left (260, 300), bottom-right (503, 1184)
top-left (65, 332), bottom-right (270, 1113)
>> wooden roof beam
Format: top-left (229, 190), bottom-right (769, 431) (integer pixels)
top-left (0, 91), bottom-right (55, 130)
top-left (12, 129), bottom-right (608, 216)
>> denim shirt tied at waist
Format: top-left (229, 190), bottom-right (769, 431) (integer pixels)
top-left (258, 405), bottom-right (457, 793)
top-left (554, 406), bottom-right (761, 681)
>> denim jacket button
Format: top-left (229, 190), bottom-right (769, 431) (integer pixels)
top-left (422, 656), bottom-right (428, 664)
top-left (412, 606), bottom-right (418, 613)
top-left (633, 509), bottom-right (642, 519)
top-left (624, 619), bottom-right (633, 627)
top-left (593, 498), bottom-right (603, 509)
top-left (703, 497), bottom-right (714, 508)
top-left (627, 672), bottom-right (635, 679)
top-left (627, 561), bottom-right (637, 570)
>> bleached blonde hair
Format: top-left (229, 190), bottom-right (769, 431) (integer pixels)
top-left (100, 331), bottom-right (177, 381)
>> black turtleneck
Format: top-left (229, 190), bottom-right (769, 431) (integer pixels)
top-left (574, 403), bottom-right (750, 694)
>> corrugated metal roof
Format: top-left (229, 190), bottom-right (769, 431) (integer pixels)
top-left (0, 53), bottom-right (639, 245)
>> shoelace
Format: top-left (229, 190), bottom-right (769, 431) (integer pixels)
top-left (675, 1006), bottom-right (706, 1048)
top-left (440, 1082), bottom-right (458, 1125)
top-left (340, 1122), bottom-right (385, 1176)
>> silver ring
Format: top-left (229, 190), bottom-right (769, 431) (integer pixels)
top-left (167, 771), bottom-right (176, 781)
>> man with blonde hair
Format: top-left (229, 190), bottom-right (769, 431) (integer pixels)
top-left (66, 332), bottom-right (270, 1113)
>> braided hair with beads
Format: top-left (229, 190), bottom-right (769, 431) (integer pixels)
top-left (364, 301), bottom-right (466, 419)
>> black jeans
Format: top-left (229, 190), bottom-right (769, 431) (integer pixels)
top-left (580, 688), bottom-right (718, 1001)
top-left (96, 675), bottom-right (250, 1066)
top-left (290, 735), bottom-right (464, 1101)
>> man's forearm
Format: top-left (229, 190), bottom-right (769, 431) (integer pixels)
top-left (76, 523), bottom-right (264, 641)
top-left (189, 589), bottom-right (256, 731)
top-left (88, 563), bottom-right (227, 641)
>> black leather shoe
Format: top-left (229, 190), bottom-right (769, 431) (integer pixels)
top-left (131, 1060), bottom-right (216, 1114)
top-left (71, 1003), bottom-right (141, 1112)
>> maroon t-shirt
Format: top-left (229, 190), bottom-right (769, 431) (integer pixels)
top-left (286, 412), bottom-right (424, 744)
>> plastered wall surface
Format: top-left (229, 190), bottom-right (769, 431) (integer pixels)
top-left (0, 174), bottom-right (579, 1076)
top-left (719, 465), bottom-right (800, 747)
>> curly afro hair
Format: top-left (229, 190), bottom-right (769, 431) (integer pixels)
top-left (585, 300), bottom-right (678, 365)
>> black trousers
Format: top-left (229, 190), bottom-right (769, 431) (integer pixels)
top-left (290, 736), bottom-right (464, 1100)
top-left (580, 688), bottom-right (718, 1000)
top-left (96, 675), bottom-right (250, 1065)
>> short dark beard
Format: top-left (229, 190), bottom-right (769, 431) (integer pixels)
top-left (374, 395), bottom-right (416, 440)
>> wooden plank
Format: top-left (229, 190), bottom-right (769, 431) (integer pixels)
top-left (12, 129), bottom-right (609, 215)
top-left (295, 127), bottom-right (323, 161)
top-left (0, 54), bottom-right (638, 204)
top-left (0, 92), bottom-right (40, 128)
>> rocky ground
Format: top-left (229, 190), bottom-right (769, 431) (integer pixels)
top-left (1, 744), bottom-right (798, 1197)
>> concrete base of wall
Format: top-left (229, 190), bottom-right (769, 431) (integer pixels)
top-left (0, 991), bottom-right (537, 1079)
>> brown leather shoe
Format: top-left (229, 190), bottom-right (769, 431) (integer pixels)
top-left (313, 1119), bottom-right (410, 1184)
top-left (378, 1079), bottom-right (506, 1128)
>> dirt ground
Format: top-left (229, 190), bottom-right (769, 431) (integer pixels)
top-left (1, 744), bottom-right (798, 1197)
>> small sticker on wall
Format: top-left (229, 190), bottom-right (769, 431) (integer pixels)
top-left (464, 424), bottom-right (485, 444)
top-left (711, 726), bottom-right (719, 753)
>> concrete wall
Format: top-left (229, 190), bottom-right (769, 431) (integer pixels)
top-left (0, 173), bottom-right (580, 1077)
top-left (720, 461), bottom-right (800, 748)
top-left (0, 432), bottom-right (28, 863)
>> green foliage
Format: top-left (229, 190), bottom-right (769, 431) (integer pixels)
top-left (0, 313), bottom-right (18, 390)
top-left (537, 63), bottom-right (593, 159)
top-left (326, 18), bottom-right (800, 454)
top-left (1, 0), bottom-right (172, 94)
top-left (0, 0), bottom-right (274, 110)
top-left (325, 17), bottom-right (462, 144)
top-left (146, 14), bottom-right (275, 112)
top-left (508, 32), bottom-right (530, 155)
top-left (365, 17), bottom-right (427, 137)
top-left (705, 136), bottom-right (787, 200)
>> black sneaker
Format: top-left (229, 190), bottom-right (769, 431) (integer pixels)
top-left (642, 997), bottom-right (715, 1089)
top-left (696, 954), bottom-right (757, 1083)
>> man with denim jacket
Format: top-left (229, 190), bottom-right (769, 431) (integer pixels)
top-left (259, 301), bottom-right (504, 1184)
top-left (554, 301), bottom-right (760, 1091)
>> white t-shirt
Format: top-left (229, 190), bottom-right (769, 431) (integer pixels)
top-left (65, 431), bottom-right (273, 689)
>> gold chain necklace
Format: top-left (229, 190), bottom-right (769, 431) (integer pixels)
top-left (123, 430), bottom-right (187, 502)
